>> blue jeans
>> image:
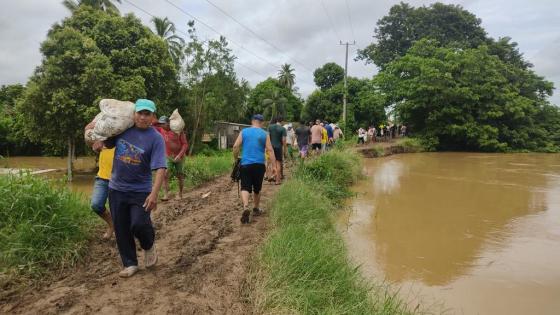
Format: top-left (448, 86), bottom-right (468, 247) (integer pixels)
top-left (91, 177), bottom-right (109, 215)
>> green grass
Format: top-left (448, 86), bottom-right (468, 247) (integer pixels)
top-left (0, 173), bottom-right (95, 292)
top-left (1, 150), bottom-right (233, 295)
top-left (395, 137), bottom-right (428, 152)
top-left (250, 150), bottom-right (413, 314)
top-left (165, 151), bottom-right (233, 193)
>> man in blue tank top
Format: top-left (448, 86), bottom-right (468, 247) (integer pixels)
top-left (233, 114), bottom-right (276, 224)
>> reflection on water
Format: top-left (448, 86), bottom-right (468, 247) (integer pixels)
top-left (339, 153), bottom-right (560, 315)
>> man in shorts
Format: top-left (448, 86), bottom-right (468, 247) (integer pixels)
top-left (85, 122), bottom-right (115, 240)
top-left (232, 114), bottom-right (275, 224)
top-left (310, 119), bottom-right (323, 155)
top-left (155, 116), bottom-right (188, 200)
top-left (268, 116), bottom-right (287, 184)
top-left (295, 120), bottom-right (311, 160)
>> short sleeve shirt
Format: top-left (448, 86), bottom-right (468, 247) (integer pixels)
top-left (295, 126), bottom-right (311, 146)
top-left (109, 127), bottom-right (167, 193)
top-left (97, 147), bottom-right (115, 180)
top-left (268, 124), bottom-right (287, 149)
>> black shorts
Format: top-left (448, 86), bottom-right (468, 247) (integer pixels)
top-left (273, 147), bottom-right (283, 162)
top-left (312, 143), bottom-right (322, 150)
top-left (240, 163), bottom-right (266, 194)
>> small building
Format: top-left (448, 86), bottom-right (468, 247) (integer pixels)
top-left (214, 121), bottom-right (253, 149)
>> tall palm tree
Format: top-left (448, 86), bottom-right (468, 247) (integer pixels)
top-left (152, 17), bottom-right (185, 68)
top-left (62, 0), bottom-right (122, 13)
top-left (278, 63), bottom-right (296, 90)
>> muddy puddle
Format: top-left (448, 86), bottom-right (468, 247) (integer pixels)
top-left (339, 153), bottom-right (560, 314)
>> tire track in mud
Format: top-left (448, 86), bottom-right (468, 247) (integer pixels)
top-left (1, 174), bottom-right (281, 315)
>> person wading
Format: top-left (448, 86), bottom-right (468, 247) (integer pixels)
top-left (268, 116), bottom-right (287, 184)
top-left (233, 114), bottom-right (275, 224)
top-left (85, 123), bottom-right (115, 240)
top-left (155, 116), bottom-right (188, 200)
top-left (101, 99), bottom-right (167, 278)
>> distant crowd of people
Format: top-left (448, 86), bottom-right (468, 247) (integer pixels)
top-left (357, 123), bottom-right (407, 145)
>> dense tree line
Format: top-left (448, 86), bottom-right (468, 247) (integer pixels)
top-left (358, 2), bottom-right (559, 151)
top-left (1, 0), bottom-right (558, 159)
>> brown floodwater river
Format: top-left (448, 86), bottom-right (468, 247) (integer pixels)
top-left (1, 156), bottom-right (97, 198)
top-left (338, 153), bottom-right (560, 315)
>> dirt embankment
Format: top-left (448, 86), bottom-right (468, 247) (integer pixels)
top-left (357, 140), bottom-right (420, 158)
top-left (1, 175), bottom-right (282, 315)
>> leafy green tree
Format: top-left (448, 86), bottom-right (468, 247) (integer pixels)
top-left (357, 2), bottom-right (487, 69)
top-left (313, 62), bottom-right (344, 90)
top-left (18, 6), bottom-right (176, 179)
top-left (247, 78), bottom-right (302, 122)
top-left (182, 21), bottom-right (248, 154)
top-left (278, 63), bottom-right (295, 90)
top-left (63, 0), bottom-right (121, 13)
top-left (152, 17), bottom-right (185, 69)
top-left (0, 85), bottom-right (39, 156)
top-left (375, 39), bottom-right (556, 152)
top-left (262, 89), bottom-right (287, 121)
top-left (304, 77), bottom-right (386, 130)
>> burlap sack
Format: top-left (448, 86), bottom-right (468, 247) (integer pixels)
top-left (169, 108), bottom-right (185, 133)
top-left (92, 99), bottom-right (135, 139)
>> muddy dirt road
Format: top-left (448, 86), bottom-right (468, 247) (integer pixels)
top-left (2, 175), bottom-right (281, 315)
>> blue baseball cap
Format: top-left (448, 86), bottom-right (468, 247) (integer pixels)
top-left (135, 99), bottom-right (156, 113)
top-left (252, 114), bottom-right (264, 121)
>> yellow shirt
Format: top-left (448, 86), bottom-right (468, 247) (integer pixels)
top-left (97, 147), bottom-right (115, 180)
top-left (321, 128), bottom-right (328, 144)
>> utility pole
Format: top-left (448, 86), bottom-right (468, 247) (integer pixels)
top-left (340, 41), bottom-right (355, 130)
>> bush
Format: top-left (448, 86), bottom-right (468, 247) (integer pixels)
top-left (396, 137), bottom-right (429, 152)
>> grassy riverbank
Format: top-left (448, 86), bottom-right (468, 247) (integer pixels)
top-left (250, 150), bottom-right (412, 314)
top-left (1, 152), bottom-right (233, 297)
top-left (0, 174), bottom-right (94, 294)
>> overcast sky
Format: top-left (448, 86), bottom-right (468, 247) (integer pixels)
top-left (1, 0), bottom-right (559, 104)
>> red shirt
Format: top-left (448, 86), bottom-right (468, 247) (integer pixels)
top-left (155, 126), bottom-right (188, 158)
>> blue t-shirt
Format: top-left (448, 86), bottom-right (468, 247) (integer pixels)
top-left (241, 127), bottom-right (267, 166)
top-left (109, 127), bottom-right (167, 193)
top-left (325, 124), bottom-right (334, 138)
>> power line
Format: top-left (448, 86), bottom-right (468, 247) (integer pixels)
top-left (320, 0), bottom-right (341, 42)
top-left (164, 0), bottom-right (278, 70)
top-left (344, 0), bottom-right (356, 42)
top-left (203, 0), bottom-right (314, 73)
top-left (121, 0), bottom-right (268, 78)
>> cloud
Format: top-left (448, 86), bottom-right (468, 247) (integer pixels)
top-left (1, 0), bottom-right (558, 104)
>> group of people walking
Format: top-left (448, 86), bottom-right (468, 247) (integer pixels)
top-left (85, 100), bottom-right (343, 277)
top-left (233, 116), bottom-right (343, 224)
top-left (358, 123), bottom-right (407, 144)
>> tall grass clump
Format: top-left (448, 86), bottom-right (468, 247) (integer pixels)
top-left (396, 137), bottom-right (428, 152)
top-left (0, 174), bottom-right (94, 292)
top-left (251, 149), bottom-right (412, 314)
